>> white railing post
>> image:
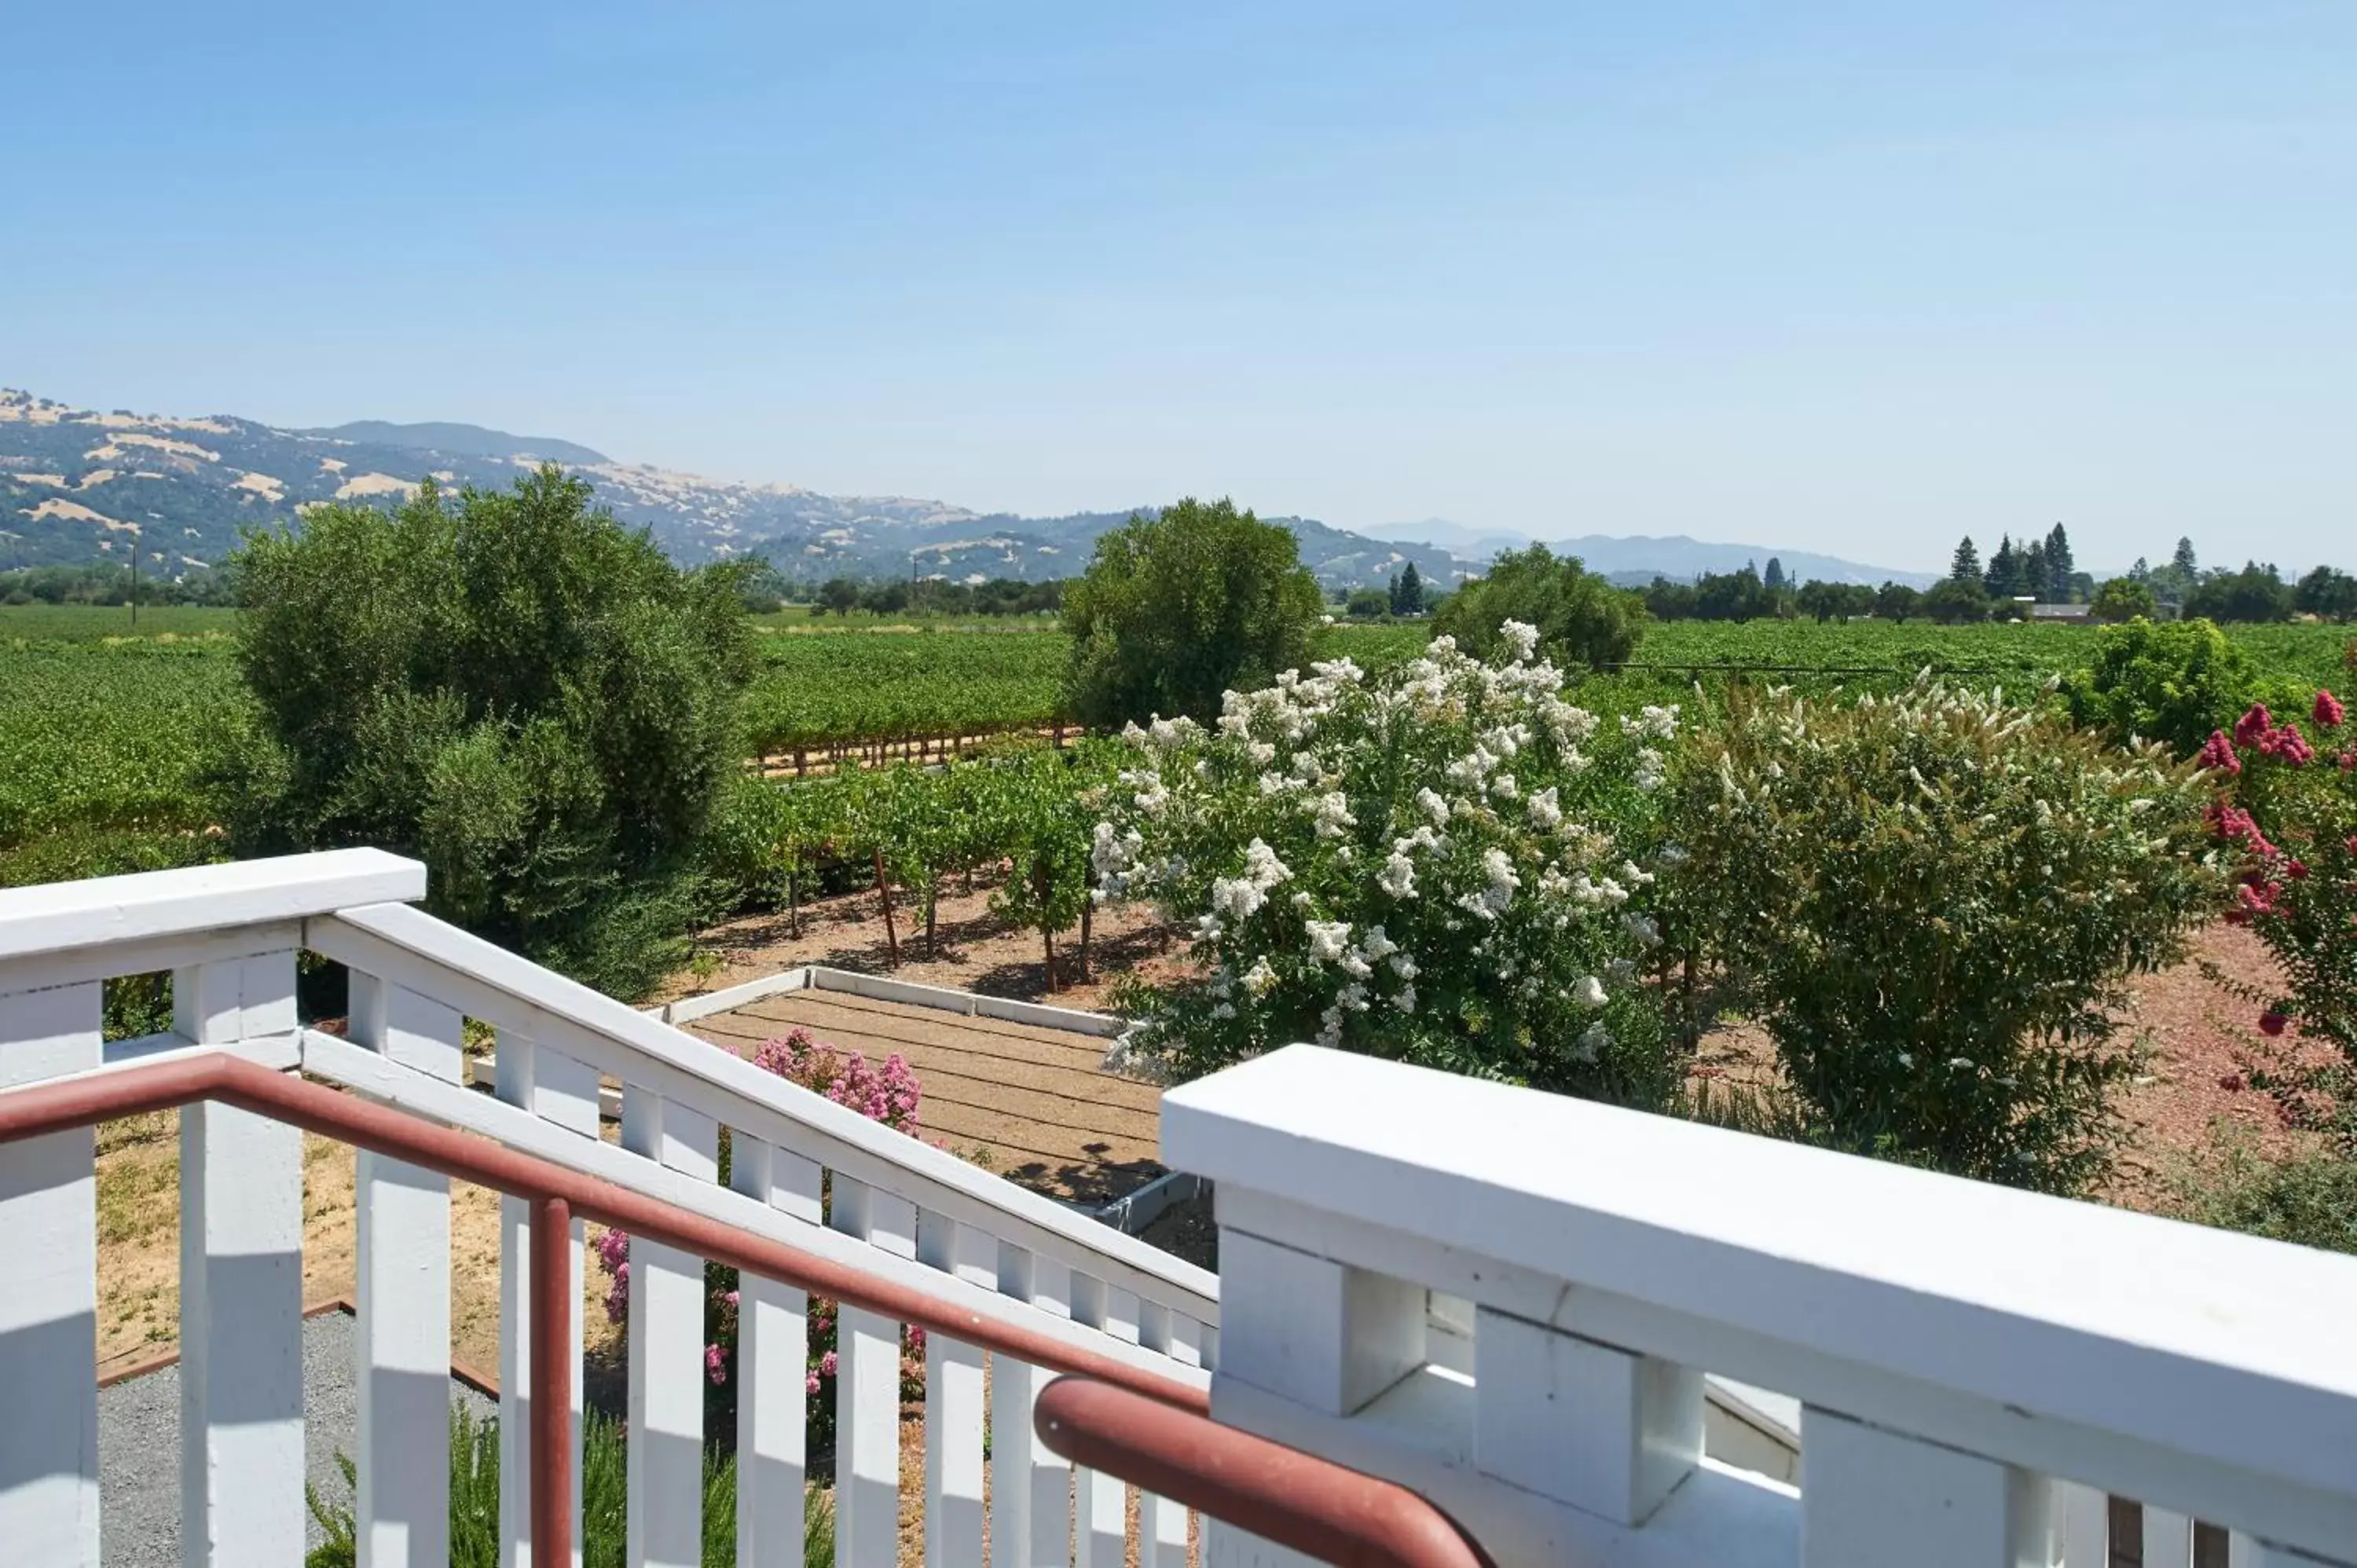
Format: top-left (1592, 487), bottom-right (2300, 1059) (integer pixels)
top-left (831, 1175), bottom-right (918, 1568)
top-left (1472, 1308), bottom-right (1701, 1527)
top-left (730, 1134), bottom-right (821, 1567)
top-left (918, 1211), bottom-right (993, 1568)
top-left (176, 950), bottom-right (305, 1567)
top-left (622, 1085), bottom-right (720, 1568)
top-left (1071, 1273), bottom-right (1138, 1568)
top-left (1802, 1409), bottom-right (2051, 1568)
top-left (350, 974), bottom-right (464, 1568)
top-left (497, 1028), bottom-right (598, 1568)
top-left (0, 979), bottom-right (103, 1568)
top-left (1136, 1302), bottom-right (1197, 1568)
top-left (990, 1244), bottom-right (1076, 1568)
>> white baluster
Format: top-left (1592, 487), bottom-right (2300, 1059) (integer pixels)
top-left (1136, 1302), bottom-right (1192, 1568)
top-left (2047, 1481), bottom-right (2108, 1568)
top-left (622, 1086), bottom-right (720, 1568)
top-left (2147, 1508), bottom-right (2195, 1568)
top-left (1216, 1229), bottom-right (1422, 1417)
top-left (497, 1028), bottom-right (598, 1568)
top-left (1472, 1306), bottom-right (1700, 1527)
top-left (731, 1135), bottom-right (820, 1567)
top-left (918, 1211), bottom-right (992, 1568)
top-left (989, 1244), bottom-right (1072, 1568)
top-left (1072, 1277), bottom-right (1135, 1568)
top-left (832, 1176), bottom-right (916, 1568)
top-left (177, 951), bottom-right (304, 1567)
top-left (0, 980), bottom-right (102, 1567)
top-left (1802, 1408), bottom-right (2050, 1568)
top-left (350, 975), bottom-right (462, 1568)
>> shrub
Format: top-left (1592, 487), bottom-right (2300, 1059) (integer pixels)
top-left (1092, 623), bottom-right (1676, 1101)
top-left (1431, 544), bottom-right (1644, 672)
top-left (2063, 616), bottom-right (2258, 759)
top-left (2202, 691), bottom-right (2357, 1143)
top-left (2172, 1126), bottom-right (2357, 1258)
top-left (596, 1028), bottom-right (926, 1451)
top-left (1061, 496), bottom-right (1324, 730)
top-left (227, 469), bottom-right (753, 998)
top-left (1670, 680), bottom-right (2220, 1192)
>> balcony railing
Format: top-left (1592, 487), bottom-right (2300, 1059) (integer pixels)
top-left (7, 851), bottom-right (2356, 1568)
top-left (1165, 1046), bottom-right (2357, 1568)
top-left (0, 852), bottom-right (1242, 1568)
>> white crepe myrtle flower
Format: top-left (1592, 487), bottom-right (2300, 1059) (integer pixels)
top-left (1633, 747), bottom-right (1666, 792)
top-left (1305, 920), bottom-right (1353, 963)
top-left (1307, 789), bottom-right (1356, 838)
top-left (1620, 705), bottom-right (1680, 742)
top-left (1241, 957), bottom-right (1278, 998)
top-left (1490, 773), bottom-right (1519, 800)
top-left (1247, 741), bottom-right (1276, 765)
top-left (1576, 975), bottom-right (1608, 1009)
top-left (1498, 619), bottom-right (1541, 661)
top-left (1573, 1021), bottom-right (1611, 1063)
top-left (1526, 786), bottom-right (1562, 830)
top-left (1376, 851), bottom-right (1417, 899)
top-left (1210, 1002), bottom-right (1236, 1020)
top-left (1622, 912), bottom-right (1660, 948)
top-left (1388, 951), bottom-right (1418, 980)
top-left (1391, 983), bottom-right (1417, 1014)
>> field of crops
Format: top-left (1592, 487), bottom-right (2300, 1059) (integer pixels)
top-left (2, 602), bottom-right (2347, 888)
top-left (0, 639), bottom-right (240, 885)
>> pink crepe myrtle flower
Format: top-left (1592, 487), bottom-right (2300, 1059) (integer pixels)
top-left (2195, 729), bottom-right (2241, 775)
top-left (2234, 703), bottom-right (2275, 748)
top-left (2259, 1011), bottom-right (2289, 1037)
top-left (2315, 689), bottom-right (2346, 728)
top-left (706, 1343), bottom-right (729, 1385)
top-left (2257, 723), bottom-right (2316, 766)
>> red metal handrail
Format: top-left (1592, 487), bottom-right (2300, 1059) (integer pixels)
top-left (2, 1051), bottom-right (1489, 1568)
top-left (1036, 1376), bottom-right (1494, 1568)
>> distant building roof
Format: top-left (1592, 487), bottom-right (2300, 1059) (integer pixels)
top-left (2029, 602), bottom-right (2094, 621)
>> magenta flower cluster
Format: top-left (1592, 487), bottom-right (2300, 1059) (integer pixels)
top-left (751, 1028), bottom-right (922, 1134)
top-left (595, 1025), bottom-right (926, 1394)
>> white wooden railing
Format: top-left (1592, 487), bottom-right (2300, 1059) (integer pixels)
top-left (0, 851), bottom-right (1215, 1568)
top-left (1163, 1045), bottom-right (2357, 1568)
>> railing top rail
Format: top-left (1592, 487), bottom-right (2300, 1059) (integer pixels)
top-left (1165, 1045), bottom-right (2357, 1502)
top-left (313, 899), bottom-right (1219, 1313)
top-left (0, 848), bottom-right (425, 962)
top-left (0, 1049), bottom-right (1207, 1414)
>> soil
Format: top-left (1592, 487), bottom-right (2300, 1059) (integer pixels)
top-left (1137, 1196), bottom-right (1219, 1274)
top-left (654, 868), bottom-right (1200, 1018)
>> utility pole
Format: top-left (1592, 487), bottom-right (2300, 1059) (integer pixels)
top-left (128, 526), bottom-right (138, 628)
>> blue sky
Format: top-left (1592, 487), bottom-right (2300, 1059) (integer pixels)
top-left (6, 2), bottom-right (2352, 573)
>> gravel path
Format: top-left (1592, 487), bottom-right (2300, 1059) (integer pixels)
top-left (97, 1308), bottom-right (495, 1566)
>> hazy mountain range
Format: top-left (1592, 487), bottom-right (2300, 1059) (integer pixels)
top-left (1, 387), bottom-right (1934, 589)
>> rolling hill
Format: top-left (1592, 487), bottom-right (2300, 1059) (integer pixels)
top-left (2, 386), bottom-right (1932, 591)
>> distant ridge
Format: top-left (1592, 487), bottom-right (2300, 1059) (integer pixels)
top-left (305, 419), bottom-right (609, 466)
top-left (1365, 520), bottom-right (1937, 588)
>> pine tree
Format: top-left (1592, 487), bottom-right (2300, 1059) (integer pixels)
top-left (1763, 557), bottom-right (1787, 592)
top-left (1982, 535), bottom-right (2016, 597)
top-left (2044, 523), bottom-right (2074, 601)
top-left (1392, 560), bottom-right (1424, 615)
top-left (2022, 540), bottom-right (2048, 603)
top-left (2172, 537), bottom-right (2198, 578)
top-left (1950, 537), bottom-right (1981, 582)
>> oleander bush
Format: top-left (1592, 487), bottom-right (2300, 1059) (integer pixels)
top-left (1092, 623), bottom-right (1677, 1102)
top-left (1671, 678), bottom-right (2220, 1192)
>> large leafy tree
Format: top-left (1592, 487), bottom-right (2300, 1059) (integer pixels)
top-left (1436, 544), bottom-right (1646, 666)
top-left (2185, 562), bottom-right (2294, 625)
top-left (1062, 496), bottom-right (1323, 728)
top-left (226, 468), bottom-right (753, 995)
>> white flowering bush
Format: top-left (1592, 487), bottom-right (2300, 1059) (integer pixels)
top-left (1671, 679), bottom-right (2220, 1192)
top-left (1092, 623), bottom-right (1678, 1101)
